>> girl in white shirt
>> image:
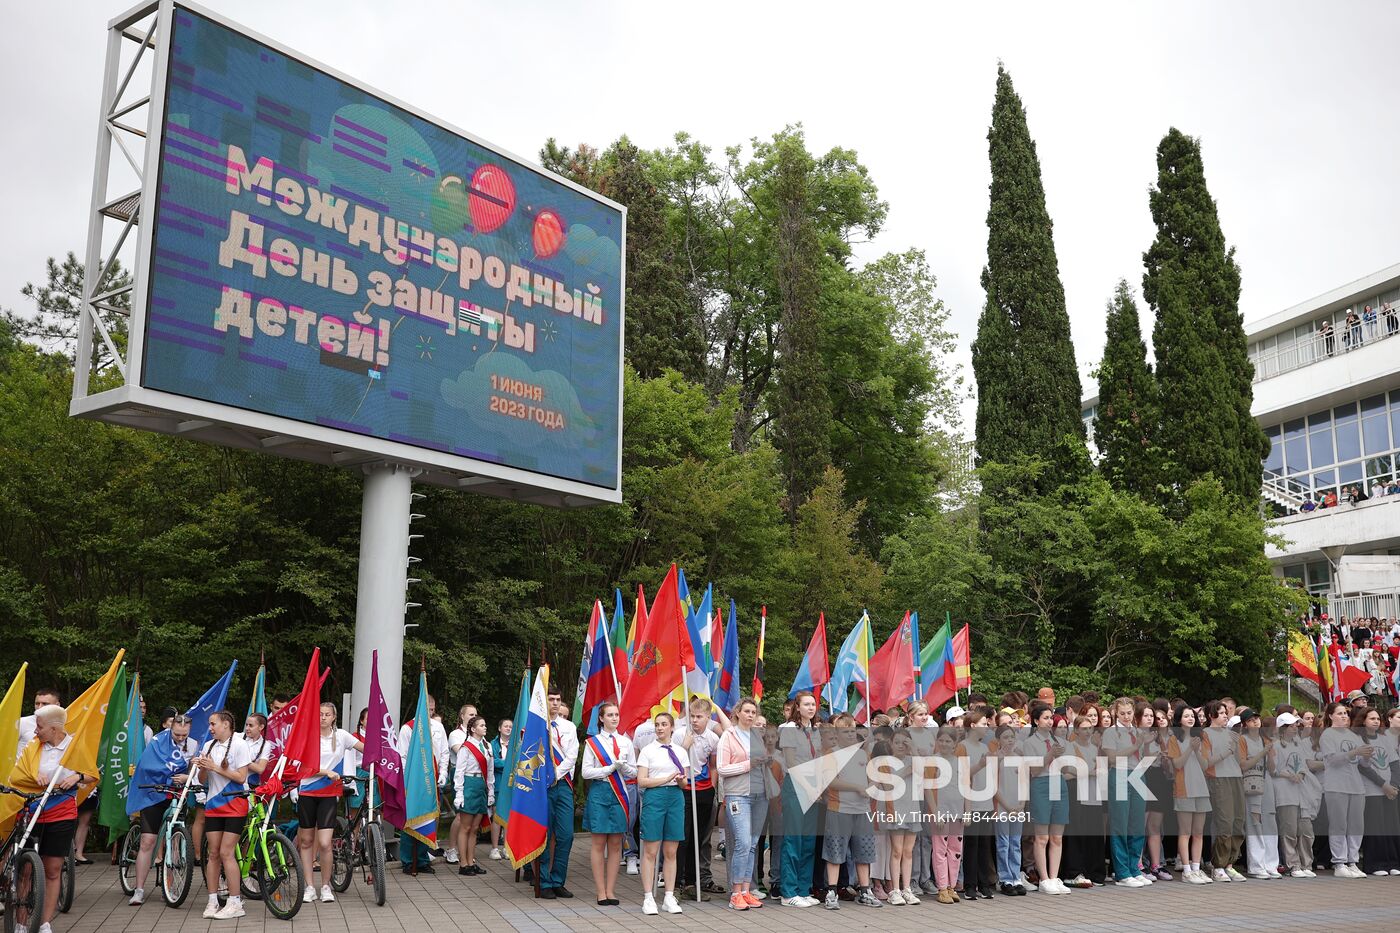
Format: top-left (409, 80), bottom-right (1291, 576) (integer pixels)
top-left (636, 712), bottom-right (690, 916)
top-left (582, 702), bottom-right (636, 906)
top-left (452, 715), bottom-right (494, 875)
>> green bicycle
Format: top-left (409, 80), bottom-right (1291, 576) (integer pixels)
top-left (233, 790), bottom-right (303, 920)
top-left (121, 782), bottom-right (200, 907)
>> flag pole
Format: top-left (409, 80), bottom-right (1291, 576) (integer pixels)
top-left (681, 663), bottom-right (701, 904)
top-left (600, 601), bottom-right (624, 708)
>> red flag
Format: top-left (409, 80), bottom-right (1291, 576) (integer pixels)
top-left (619, 565), bottom-right (687, 735)
top-left (867, 612), bottom-right (915, 714)
top-left (951, 624), bottom-right (971, 689)
top-left (257, 649), bottom-right (323, 796)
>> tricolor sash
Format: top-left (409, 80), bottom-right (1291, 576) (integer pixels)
top-left (587, 734), bottom-right (630, 821)
top-left (301, 753), bottom-right (345, 794)
top-left (551, 723), bottom-right (573, 789)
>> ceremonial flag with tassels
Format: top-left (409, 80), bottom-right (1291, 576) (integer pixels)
top-left (364, 650), bottom-right (405, 828)
top-left (184, 660), bottom-right (238, 749)
top-left (714, 599), bottom-right (741, 712)
top-left (504, 664), bottom-right (552, 867)
top-left (752, 607), bottom-right (767, 701)
top-left (257, 650), bottom-right (324, 796)
top-left (401, 666), bottom-right (439, 847)
top-left (493, 668), bottom-right (531, 829)
top-left (247, 653), bottom-right (268, 721)
top-left (96, 662), bottom-right (131, 833)
top-left (789, 613), bottom-right (830, 699)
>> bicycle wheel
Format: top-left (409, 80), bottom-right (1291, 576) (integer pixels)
top-left (117, 825), bottom-right (141, 896)
top-left (331, 828), bottom-right (353, 893)
top-left (3, 849), bottom-right (44, 933)
top-left (160, 824), bottom-right (194, 907)
top-left (58, 843), bottom-right (75, 913)
top-left (365, 822), bottom-right (386, 906)
top-left (259, 831), bottom-right (304, 921)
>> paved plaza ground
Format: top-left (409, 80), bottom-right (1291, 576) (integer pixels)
top-left (52, 838), bottom-right (1400, 933)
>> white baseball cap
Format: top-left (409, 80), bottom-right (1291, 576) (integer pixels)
top-left (1276, 712), bottom-right (1300, 726)
top-left (944, 705), bottom-right (966, 720)
top-left (1227, 715), bottom-right (1241, 728)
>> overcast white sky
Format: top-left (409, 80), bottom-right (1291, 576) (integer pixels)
top-left (4, 0), bottom-right (1399, 425)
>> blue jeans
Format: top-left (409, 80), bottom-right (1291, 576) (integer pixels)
top-left (541, 781), bottom-right (574, 889)
top-left (995, 821), bottom-right (1022, 883)
top-left (725, 794), bottom-right (768, 885)
top-left (1108, 769), bottom-right (1145, 879)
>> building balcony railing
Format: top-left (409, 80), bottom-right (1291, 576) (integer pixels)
top-left (1251, 315), bottom-right (1400, 383)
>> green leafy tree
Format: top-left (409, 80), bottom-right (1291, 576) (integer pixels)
top-left (1144, 128), bottom-right (1268, 503)
top-left (973, 65), bottom-right (1086, 485)
top-left (1094, 279), bottom-right (1160, 497)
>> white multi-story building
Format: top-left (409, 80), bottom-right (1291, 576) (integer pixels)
top-left (1083, 264), bottom-right (1400, 617)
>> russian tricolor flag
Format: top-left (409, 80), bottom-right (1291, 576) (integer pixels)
top-left (789, 612), bottom-right (830, 699)
top-left (505, 665), bottom-right (554, 868)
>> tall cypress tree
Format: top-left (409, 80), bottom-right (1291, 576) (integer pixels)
top-left (1144, 128), bottom-right (1267, 502)
top-left (770, 134), bottom-right (832, 520)
top-left (1095, 279), bottom-right (1159, 497)
top-left (973, 65), bottom-right (1085, 481)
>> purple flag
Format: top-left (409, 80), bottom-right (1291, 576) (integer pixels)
top-left (364, 650), bottom-right (406, 829)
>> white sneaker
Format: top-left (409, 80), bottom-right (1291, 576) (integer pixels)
top-left (1248, 870), bottom-right (1270, 879)
top-left (203, 900), bottom-right (220, 918)
top-left (1225, 866), bottom-right (1247, 882)
top-left (445, 848), bottom-right (459, 864)
top-left (320, 884), bottom-right (335, 902)
top-left (901, 888), bottom-right (920, 905)
top-left (782, 895), bottom-right (809, 907)
top-left (642, 894), bottom-right (658, 915)
top-left (1018, 871), bottom-right (1034, 890)
top-left (1267, 869), bottom-right (1283, 878)
top-left (1039, 880), bottom-right (1061, 894)
top-left (1390, 869), bottom-right (1400, 876)
top-left (489, 847), bottom-right (503, 861)
top-left (37, 925), bottom-right (52, 933)
top-left (886, 889), bottom-right (905, 905)
top-left (213, 900), bottom-right (246, 919)
top-left (1213, 868), bottom-right (1230, 882)
top-left (1139, 872), bottom-right (1155, 883)
top-left (129, 888), bottom-right (145, 906)
top-left (662, 892), bottom-right (683, 914)
top-left (1187, 870), bottom-right (1210, 885)
top-left (625, 855), bottom-right (639, 875)
top-left (1116, 875), bottom-right (1140, 887)
top-left (303, 885), bottom-right (317, 903)
top-left (1374, 869), bottom-right (1389, 877)
top-left (1349, 864), bottom-right (1366, 878)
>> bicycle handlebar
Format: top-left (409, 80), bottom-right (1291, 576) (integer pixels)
top-left (0, 784), bottom-right (43, 802)
top-left (139, 783), bottom-right (205, 795)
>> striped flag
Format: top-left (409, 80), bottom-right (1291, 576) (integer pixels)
top-left (752, 607), bottom-right (766, 702)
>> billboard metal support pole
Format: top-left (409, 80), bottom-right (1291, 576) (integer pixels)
top-left (352, 463), bottom-right (420, 727)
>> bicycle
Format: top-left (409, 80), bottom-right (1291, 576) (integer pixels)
top-left (57, 842), bottom-right (74, 914)
top-left (330, 773), bottom-right (387, 906)
top-left (0, 784), bottom-right (45, 933)
top-left (232, 790), bottom-right (303, 920)
top-left (132, 781), bottom-right (201, 907)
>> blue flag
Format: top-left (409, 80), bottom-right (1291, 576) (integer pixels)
top-left (401, 670), bottom-right (439, 847)
top-left (127, 674), bottom-right (147, 778)
top-left (126, 729), bottom-right (195, 815)
top-left (504, 665), bottom-right (553, 867)
top-left (909, 610), bottom-right (922, 703)
top-left (713, 599), bottom-right (741, 712)
top-left (492, 668), bottom-right (531, 830)
top-left (185, 661), bottom-right (238, 748)
top-left (246, 661), bottom-right (268, 721)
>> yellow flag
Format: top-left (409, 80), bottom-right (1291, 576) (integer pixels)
top-left (0, 663), bottom-right (27, 785)
top-left (60, 650), bottom-right (125, 780)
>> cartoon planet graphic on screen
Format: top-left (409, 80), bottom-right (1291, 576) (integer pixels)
top-left (468, 165), bottom-right (516, 233)
top-left (532, 209), bottom-right (566, 258)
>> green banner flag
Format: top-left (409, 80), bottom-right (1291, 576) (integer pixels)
top-left (96, 663), bottom-right (130, 833)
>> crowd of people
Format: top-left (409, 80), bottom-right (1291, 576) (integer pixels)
top-left (16, 670), bottom-right (1400, 929)
top-left (1317, 301), bottom-right (1400, 356)
top-left (1304, 615), bottom-right (1400, 704)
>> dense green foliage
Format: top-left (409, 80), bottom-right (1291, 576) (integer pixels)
top-left (1144, 128), bottom-right (1268, 504)
top-left (972, 65), bottom-right (1086, 487)
top-left (1094, 280), bottom-right (1160, 498)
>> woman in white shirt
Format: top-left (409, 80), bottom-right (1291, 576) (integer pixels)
top-left (445, 704), bottom-right (475, 865)
top-left (192, 710), bottom-right (255, 919)
top-left (297, 702), bottom-right (363, 904)
top-left (1166, 706), bottom-right (1211, 883)
top-left (1239, 709), bottom-right (1280, 878)
top-left (635, 712), bottom-right (690, 916)
top-left (582, 702), bottom-right (636, 906)
top-left (452, 715), bottom-right (495, 876)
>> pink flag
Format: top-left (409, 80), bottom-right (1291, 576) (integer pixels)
top-left (364, 650), bottom-right (406, 829)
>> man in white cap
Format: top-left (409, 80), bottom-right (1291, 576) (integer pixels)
top-left (943, 706), bottom-right (966, 727)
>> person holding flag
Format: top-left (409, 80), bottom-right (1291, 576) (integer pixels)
top-left (539, 686), bottom-right (579, 898)
top-left (581, 700), bottom-right (636, 905)
top-left (125, 712), bottom-right (199, 906)
top-left (635, 711), bottom-right (690, 915)
top-left (8, 704), bottom-right (97, 933)
top-left (191, 710), bottom-right (256, 919)
top-left (181, 660), bottom-right (238, 870)
top-left (298, 702), bottom-right (363, 903)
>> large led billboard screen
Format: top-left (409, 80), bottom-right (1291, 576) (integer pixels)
top-left (138, 5), bottom-right (624, 494)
